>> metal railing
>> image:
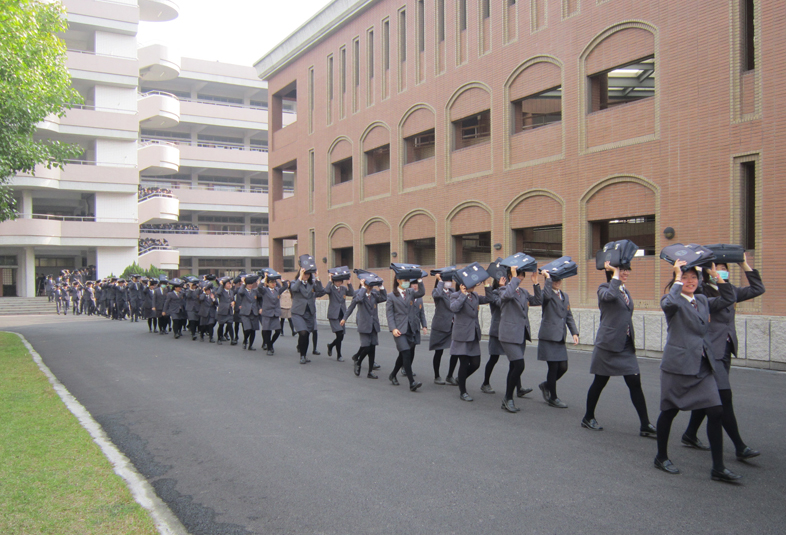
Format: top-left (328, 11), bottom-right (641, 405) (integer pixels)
top-left (140, 228), bottom-right (269, 236)
top-left (138, 245), bottom-right (175, 255)
top-left (139, 136), bottom-right (268, 153)
top-left (67, 48), bottom-right (136, 60)
top-left (18, 213), bottom-right (137, 223)
top-left (66, 102), bottom-right (136, 114)
top-left (63, 159), bottom-right (136, 168)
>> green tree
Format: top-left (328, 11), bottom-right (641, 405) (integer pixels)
top-left (0, 0), bottom-right (82, 221)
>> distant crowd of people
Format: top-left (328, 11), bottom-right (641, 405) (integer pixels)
top-left (138, 186), bottom-right (174, 201)
top-left (140, 223), bottom-right (199, 234)
top-left (139, 237), bottom-right (171, 254)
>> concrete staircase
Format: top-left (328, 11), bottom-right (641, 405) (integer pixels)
top-left (0, 297), bottom-right (58, 316)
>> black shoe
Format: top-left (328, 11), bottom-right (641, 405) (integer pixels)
top-left (445, 376), bottom-right (458, 386)
top-left (367, 373), bottom-right (378, 379)
top-left (337, 356), bottom-right (344, 362)
top-left (327, 344), bottom-right (333, 357)
top-left (242, 342), bottom-right (247, 349)
top-left (354, 362), bottom-right (361, 376)
top-left (517, 387), bottom-right (533, 398)
top-left (262, 344), bottom-right (268, 350)
top-left (291, 331), bottom-right (296, 336)
top-left (409, 381), bottom-right (422, 392)
top-left (300, 356), bottom-right (307, 364)
top-left (681, 434), bottom-right (710, 451)
top-left (312, 350), bottom-right (321, 356)
top-left (230, 339), bottom-right (238, 346)
top-left (480, 384), bottom-right (494, 394)
top-left (351, 354), bottom-right (358, 362)
top-left (266, 349), bottom-right (274, 356)
top-left (460, 393), bottom-right (473, 402)
top-left (248, 347), bottom-right (257, 351)
top-left (654, 457), bottom-right (680, 474)
top-left (373, 363), bottom-right (380, 370)
top-left (434, 376), bottom-right (446, 385)
top-left (736, 447), bottom-right (761, 461)
top-left (388, 373), bottom-right (399, 386)
top-left (174, 333), bottom-right (181, 339)
top-left (581, 418), bottom-right (603, 431)
top-left (209, 338), bottom-right (215, 343)
top-left (501, 399), bottom-right (518, 413)
top-left (192, 335), bottom-right (197, 341)
top-left (217, 339), bottom-right (223, 345)
top-left (711, 468), bottom-right (742, 483)
top-left (305, 357), bottom-right (311, 363)
top-left (547, 397), bottom-right (568, 409)
top-left (538, 382), bottom-right (550, 403)
top-left (640, 424), bottom-right (657, 438)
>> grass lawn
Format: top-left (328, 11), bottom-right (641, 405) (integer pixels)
top-left (0, 332), bottom-right (160, 535)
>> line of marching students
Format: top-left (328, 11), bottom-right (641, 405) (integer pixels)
top-left (78, 241), bottom-right (762, 484)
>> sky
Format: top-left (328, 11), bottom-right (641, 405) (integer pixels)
top-left (136, 0), bottom-right (333, 67)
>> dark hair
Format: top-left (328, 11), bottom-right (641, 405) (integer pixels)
top-left (492, 277), bottom-right (501, 290)
top-left (699, 269), bottom-right (720, 298)
top-left (392, 278), bottom-right (402, 297)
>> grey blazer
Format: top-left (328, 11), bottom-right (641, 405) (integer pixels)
top-left (345, 287), bottom-right (388, 334)
top-left (498, 277), bottom-right (542, 344)
top-left (449, 291), bottom-right (491, 343)
top-left (386, 282), bottom-right (426, 334)
top-left (431, 281), bottom-right (455, 332)
top-left (416, 297), bottom-right (427, 329)
top-left (290, 279), bottom-right (326, 316)
top-left (660, 282), bottom-right (735, 376)
top-left (163, 290), bottom-right (186, 319)
top-left (260, 282), bottom-right (289, 317)
top-left (594, 278), bottom-right (636, 352)
top-left (236, 287), bottom-right (261, 317)
top-left (326, 282), bottom-right (354, 320)
top-left (214, 287), bottom-right (234, 317)
top-left (484, 286), bottom-right (502, 338)
top-left (128, 282), bottom-right (142, 303)
top-left (153, 287), bottom-right (166, 316)
top-left (705, 269), bottom-right (764, 358)
top-left (538, 278), bottom-right (579, 342)
top-left (198, 292), bottom-right (216, 318)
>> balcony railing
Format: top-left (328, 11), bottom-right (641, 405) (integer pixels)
top-left (139, 136), bottom-right (268, 153)
top-left (64, 159), bottom-right (136, 168)
top-left (67, 48), bottom-right (136, 60)
top-left (140, 179), bottom-right (292, 195)
top-left (19, 213), bottom-right (137, 223)
top-left (139, 244), bottom-right (174, 255)
top-left (141, 228), bottom-right (269, 236)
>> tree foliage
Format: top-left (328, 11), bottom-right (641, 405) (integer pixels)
top-left (119, 262), bottom-right (168, 280)
top-left (0, 0), bottom-right (83, 221)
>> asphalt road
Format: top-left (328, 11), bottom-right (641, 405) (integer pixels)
top-left (4, 314), bottom-right (785, 535)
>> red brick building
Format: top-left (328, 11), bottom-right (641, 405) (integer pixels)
top-left (255, 0), bottom-right (784, 315)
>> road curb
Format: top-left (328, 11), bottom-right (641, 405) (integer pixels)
top-left (7, 331), bottom-right (190, 535)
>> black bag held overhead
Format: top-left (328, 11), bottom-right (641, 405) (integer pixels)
top-left (704, 244), bottom-right (745, 265)
top-left (353, 268), bottom-right (384, 287)
top-left (595, 240), bottom-right (639, 270)
top-left (500, 252), bottom-right (538, 273)
top-left (659, 244), bottom-right (716, 271)
top-left (430, 266), bottom-right (457, 281)
top-left (538, 256), bottom-right (578, 280)
top-left (487, 257), bottom-right (506, 281)
top-left (328, 266), bottom-right (352, 281)
top-left (454, 262), bottom-right (490, 289)
top-left (259, 267), bottom-right (282, 280)
top-left (390, 263), bottom-right (423, 280)
top-left (298, 254), bottom-right (317, 273)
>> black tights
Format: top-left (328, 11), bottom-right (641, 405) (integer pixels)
top-left (433, 349), bottom-right (444, 378)
top-left (546, 361), bottom-right (569, 399)
top-left (329, 331), bottom-right (345, 357)
top-left (188, 320), bottom-right (198, 336)
top-left (262, 330), bottom-right (274, 350)
top-left (148, 318), bottom-right (157, 331)
top-left (271, 328), bottom-right (281, 345)
top-left (584, 374), bottom-right (651, 427)
top-left (505, 359), bottom-right (525, 400)
top-left (297, 330), bottom-right (310, 356)
top-left (457, 355), bottom-right (481, 395)
top-left (447, 354), bottom-right (459, 378)
top-left (200, 324), bottom-right (215, 339)
top-left (483, 355), bottom-right (500, 385)
top-left (392, 349), bottom-right (415, 384)
top-left (684, 389), bottom-right (746, 452)
top-left (243, 328), bottom-right (256, 348)
top-left (312, 331), bottom-right (318, 352)
top-left (658, 405), bottom-right (725, 470)
top-left (280, 317), bottom-right (295, 335)
top-left (172, 318), bottom-right (185, 335)
top-left (356, 346), bottom-right (376, 372)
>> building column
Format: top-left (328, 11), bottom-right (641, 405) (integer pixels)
top-left (18, 247), bottom-right (36, 297)
top-left (21, 190), bottom-right (33, 218)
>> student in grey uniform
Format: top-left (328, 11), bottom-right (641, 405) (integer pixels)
top-left (198, 285), bottom-right (217, 342)
top-left (128, 275), bottom-right (142, 322)
top-left (290, 268), bottom-right (326, 364)
top-left (430, 274), bottom-right (455, 384)
top-left (55, 285), bottom-right (68, 314)
top-left (237, 274), bottom-right (262, 350)
top-left (325, 274), bottom-right (354, 362)
top-left (45, 276), bottom-right (54, 301)
top-left (162, 280), bottom-right (186, 338)
top-left (387, 277), bottom-right (426, 391)
top-left (259, 274), bottom-right (289, 355)
top-left (497, 269), bottom-right (542, 413)
top-left (654, 260), bottom-right (739, 482)
top-left (85, 281), bottom-right (96, 316)
top-left (343, 277), bottom-right (387, 377)
top-left (279, 286), bottom-right (296, 336)
top-left (185, 281), bottom-right (201, 340)
top-left (214, 278), bottom-right (235, 345)
top-left (116, 280), bottom-right (129, 320)
top-left (681, 254), bottom-right (764, 460)
top-left (537, 271), bottom-right (579, 408)
top-left (449, 278), bottom-right (492, 402)
top-left (143, 280), bottom-right (157, 332)
top-left (582, 262), bottom-right (656, 437)
top-left (231, 276), bottom-right (244, 345)
top-left (154, 281), bottom-right (168, 334)
top-left (480, 276), bottom-right (505, 393)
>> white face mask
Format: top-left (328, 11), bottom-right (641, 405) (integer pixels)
top-left (444, 282), bottom-right (453, 289)
top-left (717, 270), bottom-right (729, 281)
top-left (400, 281), bottom-right (411, 289)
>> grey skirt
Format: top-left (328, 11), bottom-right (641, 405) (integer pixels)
top-left (660, 357), bottom-right (721, 411)
top-left (292, 310), bottom-right (315, 332)
top-left (261, 315), bottom-right (281, 331)
top-left (280, 307), bottom-right (292, 319)
top-left (359, 330), bottom-right (379, 347)
top-left (537, 339), bottom-right (568, 362)
top-left (488, 335), bottom-right (505, 356)
top-left (241, 315), bottom-right (260, 331)
top-left (199, 315), bottom-right (214, 327)
top-left (589, 336), bottom-right (639, 376)
top-left (394, 329), bottom-right (417, 352)
top-left (712, 341), bottom-right (733, 390)
top-left (429, 329), bottom-right (452, 351)
top-left (329, 318), bottom-right (345, 333)
top-left (500, 340), bottom-right (527, 362)
top-left (451, 339), bottom-right (481, 357)
top-left (187, 309), bottom-right (199, 322)
top-left (217, 313), bottom-right (233, 324)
